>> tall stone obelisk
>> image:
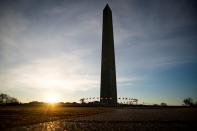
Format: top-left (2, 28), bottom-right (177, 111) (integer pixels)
top-left (100, 4), bottom-right (117, 104)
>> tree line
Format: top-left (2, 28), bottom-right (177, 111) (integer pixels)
top-left (0, 93), bottom-right (196, 106)
top-left (0, 93), bottom-right (19, 105)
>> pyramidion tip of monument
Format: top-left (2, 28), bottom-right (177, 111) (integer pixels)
top-left (104, 3), bottom-right (111, 11)
top-left (106, 3), bottom-right (109, 7)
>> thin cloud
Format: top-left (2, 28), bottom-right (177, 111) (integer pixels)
top-left (0, 54), bottom-right (99, 91)
top-left (0, 0), bottom-right (196, 104)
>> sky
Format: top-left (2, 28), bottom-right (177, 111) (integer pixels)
top-left (0, 0), bottom-right (197, 105)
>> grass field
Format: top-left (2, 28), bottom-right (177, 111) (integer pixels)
top-left (0, 105), bottom-right (110, 129)
top-left (0, 105), bottom-right (197, 131)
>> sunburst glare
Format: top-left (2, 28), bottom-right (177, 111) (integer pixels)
top-left (46, 94), bottom-right (58, 104)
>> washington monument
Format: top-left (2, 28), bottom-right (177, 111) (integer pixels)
top-left (100, 4), bottom-right (117, 104)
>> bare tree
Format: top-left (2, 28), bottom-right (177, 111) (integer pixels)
top-left (161, 102), bottom-right (167, 106)
top-left (0, 93), bottom-right (19, 104)
top-left (80, 98), bottom-right (85, 104)
top-left (183, 97), bottom-right (194, 106)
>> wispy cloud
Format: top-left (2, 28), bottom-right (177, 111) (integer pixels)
top-left (0, 53), bottom-right (99, 91)
top-left (0, 0), bottom-right (196, 104)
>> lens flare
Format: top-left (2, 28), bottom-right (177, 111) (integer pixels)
top-left (46, 94), bottom-right (58, 103)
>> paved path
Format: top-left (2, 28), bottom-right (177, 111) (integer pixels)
top-left (9, 108), bottom-right (197, 131)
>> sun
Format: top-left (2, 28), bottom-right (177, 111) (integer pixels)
top-left (46, 94), bottom-right (58, 104)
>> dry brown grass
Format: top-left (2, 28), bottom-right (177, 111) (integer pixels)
top-left (0, 105), bottom-right (111, 129)
top-left (1, 106), bottom-right (197, 130)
